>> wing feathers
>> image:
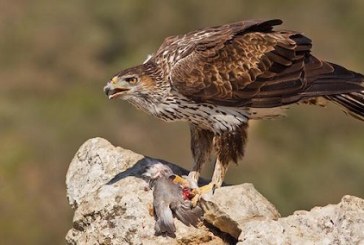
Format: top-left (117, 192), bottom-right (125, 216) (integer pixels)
top-left (265, 52), bottom-right (292, 66)
top-left (157, 19), bottom-right (364, 108)
top-left (166, 19), bottom-right (311, 107)
top-left (172, 201), bottom-right (203, 227)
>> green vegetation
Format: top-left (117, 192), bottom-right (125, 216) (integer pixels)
top-left (0, 1), bottom-right (364, 244)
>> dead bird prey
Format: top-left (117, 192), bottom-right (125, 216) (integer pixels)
top-left (105, 19), bottom-right (364, 202)
top-left (144, 163), bottom-right (203, 236)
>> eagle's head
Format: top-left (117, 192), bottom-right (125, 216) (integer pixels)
top-left (104, 64), bottom-right (156, 100)
top-left (104, 61), bottom-right (168, 115)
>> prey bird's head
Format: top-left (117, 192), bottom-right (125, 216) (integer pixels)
top-left (143, 163), bottom-right (174, 180)
top-left (143, 163), bottom-right (174, 189)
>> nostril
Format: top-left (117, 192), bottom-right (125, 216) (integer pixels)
top-left (104, 86), bottom-right (111, 96)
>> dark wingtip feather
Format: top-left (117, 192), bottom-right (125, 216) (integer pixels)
top-left (253, 19), bottom-right (283, 31)
top-left (269, 19), bottom-right (283, 26)
top-left (303, 59), bottom-right (364, 96)
top-left (305, 60), bottom-right (364, 120)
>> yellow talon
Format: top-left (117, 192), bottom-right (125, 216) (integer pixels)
top-left (190, 183), bottom-right (215, 207)
top-left (198, 183), bottom-right (215, 194)
top-left (170, 174), bottom-right (190, 188)
top-left (169, 175), bottom-right (217, 207)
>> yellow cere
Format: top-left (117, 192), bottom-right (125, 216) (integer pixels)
top-left (111, 76), bottom-right (119, 84)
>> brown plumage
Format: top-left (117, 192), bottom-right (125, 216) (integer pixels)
top-left (104, 19), bottom-right (364, 193)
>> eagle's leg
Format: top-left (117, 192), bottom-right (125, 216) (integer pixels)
top-left (187, 124), bottom-right (214, 184)
top-left (190, 123), bottom-right (248, 205)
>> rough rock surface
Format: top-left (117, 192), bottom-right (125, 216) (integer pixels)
top-left (66, 138), bottom-right (364, 245)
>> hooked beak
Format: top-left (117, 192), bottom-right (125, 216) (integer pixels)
top-left (104, 76), bottom-right (130, 99)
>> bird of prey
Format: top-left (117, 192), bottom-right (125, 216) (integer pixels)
top-left (104, 19), bottom-right (364, 200)
top-left (144, 163), bottom-right (203, 235)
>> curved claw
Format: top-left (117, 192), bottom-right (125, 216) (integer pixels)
top-left (190, 183), bottom-right (215, 207)
top-left (169, 174), bottom-right (190, 188)
top-left (170, 175), bottom-right (217, 207)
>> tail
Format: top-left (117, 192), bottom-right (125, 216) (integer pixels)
top-left (325, 92), bottom-right (364, 121)
top-left (154, 206), bottom-right (176, 235)
top-left (302, 57), bottom-right (364, 121)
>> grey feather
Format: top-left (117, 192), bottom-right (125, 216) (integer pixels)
top-left (154, 202), bottom-right (176, 234)
top-left (172, 201), bottom-right (203, 227)
top-left (147, 164), bottom-right (203, 235)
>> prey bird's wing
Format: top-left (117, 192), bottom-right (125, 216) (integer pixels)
top-left (153, 177), bottom-right (177, 235)
top-left (170, 200), bottom-right (203, 227)
top-left (157, 19), bottom-right (334, 108)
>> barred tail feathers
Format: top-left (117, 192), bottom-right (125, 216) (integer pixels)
top-left (325, 91), bottom-right (364, 121)
top-left (303, 58), bottom-right (364, 121)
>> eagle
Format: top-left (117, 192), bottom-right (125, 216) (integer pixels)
top-left (104, 19), bottom-right (364, 201)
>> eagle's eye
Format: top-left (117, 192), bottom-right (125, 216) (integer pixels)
top-left (124, 76), bottom-right (138, 85)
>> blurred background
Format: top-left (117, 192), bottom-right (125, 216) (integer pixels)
top-left (1, 0), bottom-right (364, 244)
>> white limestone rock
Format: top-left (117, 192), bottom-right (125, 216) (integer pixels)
top-left (66, 138), bottom-right (225, 244)
top-left (65, 138), bottom-right (364, 245)
top-left (237, 195), bottom-right (364, 244)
